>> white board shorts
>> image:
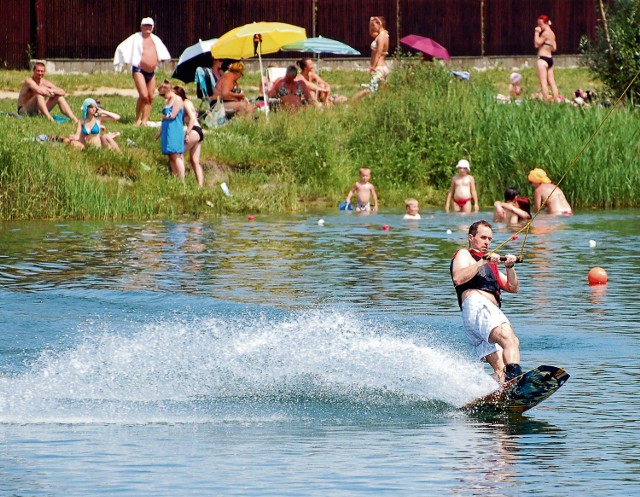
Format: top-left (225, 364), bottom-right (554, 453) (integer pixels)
top-left (461, 293), bottom-right (509, 361)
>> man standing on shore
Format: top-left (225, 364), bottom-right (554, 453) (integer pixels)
top-left (17, 61), bottom-right (78, 122)
top-left (450, 220), bottom-right (523, 384)
top-left (114, 17), bottom-right (171, 126)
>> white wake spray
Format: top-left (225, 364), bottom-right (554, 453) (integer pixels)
top-left (0, 310), bottom-right (496, 424)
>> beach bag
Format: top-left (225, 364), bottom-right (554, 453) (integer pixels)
top-left (204, 98), bottom-right (227, 128)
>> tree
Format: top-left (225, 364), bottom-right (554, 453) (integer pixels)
top-left (580, 0), bottom-right (640, 104)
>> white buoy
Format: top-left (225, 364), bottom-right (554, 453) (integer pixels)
top-left (589, 240), bottom-right (597, 248)
top-left (446, 229), bottom-right (452, 235)
top-left (318, 219), bottom-right (325, 226)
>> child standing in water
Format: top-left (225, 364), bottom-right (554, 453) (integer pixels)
top-left (445, 159), bottom-right (479, 214)
top-left (403, 198), bottom-right (421, 220)
top-left (345, 167), bottom-right (378, 213)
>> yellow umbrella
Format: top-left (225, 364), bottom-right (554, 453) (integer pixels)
top-left (211, 21), bottom-right (306, 59)
top-left (211, 22), bottom-right (306, 118)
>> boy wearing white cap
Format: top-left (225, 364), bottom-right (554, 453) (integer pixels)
top-left (113, 17), bottom-right (171, 126)
top-left (445, 159), bottom-right (479, 214)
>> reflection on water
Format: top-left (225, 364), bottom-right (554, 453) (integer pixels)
top-left (1, 210), bottom-right (638, 320)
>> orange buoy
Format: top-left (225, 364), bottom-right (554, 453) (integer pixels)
top-left (588, 266), bottom-right (608, 285)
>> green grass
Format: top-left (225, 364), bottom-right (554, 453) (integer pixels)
top-left (0, 60), bottom-right (638, 220)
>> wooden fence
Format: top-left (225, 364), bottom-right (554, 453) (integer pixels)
top-left (1, 0), bottom-right (602, 69)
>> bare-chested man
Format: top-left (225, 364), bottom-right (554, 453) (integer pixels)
top-left (113, 17), bottom-right (171, 126)
top-left (450, 220), bottom-right (522, 384)
top-left (445, 159), bottom-right (479, 214)
top-left (17, 61), bottom-right (77, 122)
top-left (528, 168), bottom-right (573, 215)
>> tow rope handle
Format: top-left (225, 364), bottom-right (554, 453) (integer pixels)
top-left (483, 256), bottom-right (524, 263)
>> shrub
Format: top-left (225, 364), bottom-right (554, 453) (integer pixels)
top-left (580, 0), bottom-right (640, 104)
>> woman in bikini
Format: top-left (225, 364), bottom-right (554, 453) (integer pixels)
top-left (174, 86), bottom-right (205, 188)
top-left (534, 15), bottom-right (559, 101)
top-left (353, 15), bottom-right (390, 100)
top-left (70, 98), bottom-right (121, 151)
top-left (268, 65), bottom-right (317, 112)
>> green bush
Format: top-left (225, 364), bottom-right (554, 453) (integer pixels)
top-left (1, 63), bottom-right (638, 220)
top-left (580, 0), bottom-right (640, 104)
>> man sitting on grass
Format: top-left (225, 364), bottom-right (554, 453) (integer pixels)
top-left (17, 61), bottom-right (78, 122)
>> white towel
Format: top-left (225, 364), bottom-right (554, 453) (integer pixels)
top-left (113, 32), bottom-right (171, 71)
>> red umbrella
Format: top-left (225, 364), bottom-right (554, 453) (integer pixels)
top-left (400, 34), bottom-right (450, 60)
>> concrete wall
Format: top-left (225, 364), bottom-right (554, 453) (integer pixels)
top-left (43, 55), bottom-right (582, 75)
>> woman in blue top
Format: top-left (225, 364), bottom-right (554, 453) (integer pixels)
top-left (156, 80), bottom-right (185, 180)
top-left (70, 98), bottom-right (121, 150)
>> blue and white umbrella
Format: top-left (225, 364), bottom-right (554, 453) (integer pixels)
top-left (172, 38), bottom-right (218, 83)
top-left (281, 36), bottom-right (360, 56)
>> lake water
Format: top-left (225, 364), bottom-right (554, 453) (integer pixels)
top-left (1, 209), bottom-right (639, 496)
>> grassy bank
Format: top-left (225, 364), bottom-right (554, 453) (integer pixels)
top-left (0, 62), bottom-right (638, 220)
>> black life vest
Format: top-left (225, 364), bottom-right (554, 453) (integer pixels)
top-left (450, 248), bottom-right (502, 309)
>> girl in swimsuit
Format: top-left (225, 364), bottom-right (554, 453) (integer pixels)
top-left (174, 86), bottom-right (205, 188)
top-left (368, 16), bottom-right (390, 91)
top-left (70, 98), bottom-right (121, 151)
top-left (353, 15), bottom-right (390, 100)
top-left (156, 81), bottom-right (186, 181)
top-left (444, 160), bottom-right (479, 214)
top-left (534, 15), bottom-right (559, 101)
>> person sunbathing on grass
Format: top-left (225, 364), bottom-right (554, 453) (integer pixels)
top-left (268, 65), bottom-right (319, 112)
top-left (69, 98), bottom-right (121, 151)
top-left (17, 61), bottom-right (78, 122)
top-left (212, 62), bottom-right (254, 118)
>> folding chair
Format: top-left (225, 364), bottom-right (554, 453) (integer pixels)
top-left (194, 66), bottom-right (216, 114)
top-left (266, 67), bottom-right (287, 90)
top-left (195, 66), bottom-right (236, 124)
top-left (256, 67), bottom-right (286, 113)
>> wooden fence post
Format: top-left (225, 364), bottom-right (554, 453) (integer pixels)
top-left (34, 0), bottom-right (46, 59)
top-left (480, 0), bottom-right (485, 57)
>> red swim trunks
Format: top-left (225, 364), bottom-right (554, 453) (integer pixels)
top-left (454, 197), bottom-right (472, 207)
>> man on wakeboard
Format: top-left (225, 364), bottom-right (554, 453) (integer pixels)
top-left (450, 220), bottom-right (522, 384)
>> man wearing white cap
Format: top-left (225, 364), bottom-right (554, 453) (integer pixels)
top-left (113, 17), bottom-right (171, 126)
top-left (445, 159), bottom-right (479, 214)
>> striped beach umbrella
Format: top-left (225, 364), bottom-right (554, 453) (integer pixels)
top-left (281, 36), bottom-right (360, 55)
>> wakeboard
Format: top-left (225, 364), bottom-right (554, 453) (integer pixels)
top-left (462, 365), bottom-right (570, 415)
